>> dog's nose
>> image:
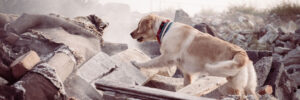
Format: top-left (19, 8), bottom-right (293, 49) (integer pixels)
top-left (130, 32), bottom-right (134, 37)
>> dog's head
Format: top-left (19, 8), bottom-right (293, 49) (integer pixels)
top-left (130, 14), bottom-right (157, 42)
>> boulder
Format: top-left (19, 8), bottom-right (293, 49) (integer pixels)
top-left (174, 9), bottom-right (193, 26)
top-left (282, 46), bottom-right (300, 66)
top-left (254, 57), bottom-right (273, 86)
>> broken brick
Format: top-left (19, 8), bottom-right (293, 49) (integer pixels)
top-left (258, 85), bottom-right (273, 95)
top-left (10, 50), bottom-right (40, 79)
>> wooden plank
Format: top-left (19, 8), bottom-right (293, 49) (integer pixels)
top-left (177, 76), bottom-right (227, 96)
top-left (95, 80), bottom-right (214, 100)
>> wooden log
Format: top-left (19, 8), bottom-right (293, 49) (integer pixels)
top-left (177, 76), bottom-right (227, 96)
top-left (95, 80), bottom-right (214, 100)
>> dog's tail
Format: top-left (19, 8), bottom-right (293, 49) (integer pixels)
top-left (204, 52), bottom-right (249, 77)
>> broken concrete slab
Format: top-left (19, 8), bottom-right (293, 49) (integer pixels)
top-left (76, 52), bottom-right (117, 83)
top-left (10, 50), bottom-right (40, 79)
top-left (111, 49), bottom-right (177, 78)
top-left (64, 74), bottom-right (102, 100)
top-left (101, 41), bottom-right (128, 56)
top-left (177, 76), bottom-right (227, 96)
top-left (47, 52), bottom-right (75, 82)
top-left (254, 57), bottom-right (273, 86)
top-left (144, 74), bottom-right (184, 92)
top-left (110, 49), bottom-right (157, 79)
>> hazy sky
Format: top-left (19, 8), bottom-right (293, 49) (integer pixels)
top-left (99, 0), bottom-right (300, 16)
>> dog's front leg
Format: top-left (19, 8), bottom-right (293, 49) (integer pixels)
top-left (131, 54), bottom-right (174, 69)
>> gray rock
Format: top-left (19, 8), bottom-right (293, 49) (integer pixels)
top-left (274, 70), bottom-right (297, 100)
top-left (294, 89), bottom-right (300, 100)
top-left (265, 61), bottom-right (297, 100)
top-left (0, 77), bottom-right (7, 85)
top-left (274, 47), bottom-right (291, 54)
top-left (283, 41), bottom-right (296, 49)
top-left (275, 40), bottom-right (285, 47)
top-left (260, 94), bottom-right (278, 100)
top-left (264, 61), bottom-right (284, 92)
top-left (285, 64), bottom-right (300, 86)
top-left (194, 23), bottom-right (215, 36)
top-left (258, 24), bottom-right (279, 44)
top-left (272, 53), bottom-right (283, 62)
top-left (174, 9), bottom-right (193, 26)
top-left (246, 50), bottom-right (272, 64)
top-left (254, 57), bottom-right (273, 86)
top-left (282, 47), bottom-right (300, 66)
top-left (278, 34), bottom-right (291, 41)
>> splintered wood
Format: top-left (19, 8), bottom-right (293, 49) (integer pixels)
top-left (178, 76), bottom-right (227, 96)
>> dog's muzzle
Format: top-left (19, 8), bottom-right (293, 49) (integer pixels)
top-left (137, 37), bottom-right (143, 42)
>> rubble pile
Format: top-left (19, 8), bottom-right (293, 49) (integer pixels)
top-left (0, 8), bottom-right (299, 100)
top-left (175, 9), bottom-right (300, 100)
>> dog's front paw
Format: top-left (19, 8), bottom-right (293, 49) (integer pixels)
top-left (131, 61), bottom-right (141, 69)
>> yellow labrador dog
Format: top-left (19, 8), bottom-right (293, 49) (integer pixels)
top-left (130, 14), bottom-right (257, 99)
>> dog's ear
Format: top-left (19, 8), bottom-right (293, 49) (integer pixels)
top-left (143, 14), bottom-right (156, 29)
